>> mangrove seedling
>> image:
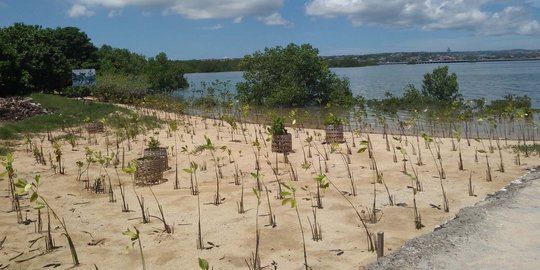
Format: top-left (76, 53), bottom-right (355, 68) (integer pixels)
top-left (123, 227), bottom-right (146, 270)
top-left (147, 136), bottom-right (160, 150)
top-left (468, 171), bottom-right (475, 196)
top-left (324, 112), bottom-right (343, 126)
top-left (114, 168), bottom-right (130, 212)
top-left (196, 183), bottom-right (204, 250)
top-left (170, 121), bottom-right (180, 190)
top-left (475, 139), bottom-right (493, 182)
top-left (316, 174), bottom-right (375, 252)
top-left (149, 187), bottom-right (172, 234)
top-left (1, 153), bottom-right (23, 224)
top-left (16, 175), bottom-right (80, 266)
top-left (53, 142), bottom-right (64, 174)
top-left (183, 161), bottom-right (199, 195)
top-left (422, 133), bottom-right (449, 212)
top-left (268, 116), bottom-right (287, 136)
top-left (263, 183), bottom-right (277, 228)
top-left (412, 187), bottom-right (424, 230)
top-left (124, 161), bottom-right (150, 223)
top-left (341, 153), bottom-right (356, 196)
top-left (237, 170), bottom-right (246, 214)
top-left (245, 188), bottom-right (262, 270)
top-left (280, 183), bottom-right (309, 270)
top-left (313, 174), bottom-right (329, 210)
top-left (453, 130), bottom-right (464, 171)
top-left (303, 187), bottom-right (322, 241)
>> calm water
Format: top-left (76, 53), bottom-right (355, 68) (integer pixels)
top-left (181, 61), bottom-right (540, 108)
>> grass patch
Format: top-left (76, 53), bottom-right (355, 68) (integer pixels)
top-left (0, 145), bottom-right (11, 156)
top-left (0, 93), bottom-right (161, 141)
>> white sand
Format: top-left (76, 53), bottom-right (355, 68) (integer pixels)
top-left (1, 110), bottom-right (538, 270)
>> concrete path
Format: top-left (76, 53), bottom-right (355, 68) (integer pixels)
top-left (365, 167), bottom-right (540, 270)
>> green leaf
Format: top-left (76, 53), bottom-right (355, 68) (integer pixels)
top-left (279, 191), bottom-right (291, 198)
top-left (252, 188), bottom-right (261, 205)
top-left (6, 153), bottom-right (13, 163)
top-left (183, 168), bottom-right (193, 174)
top-left (400, 148), bottom-right (407, 156)
top-left (198, 258), bottom-right (209, 270)
top-left (122, 228), bottom-right (139, 241)
top-left (421, 133), bottom-right (433, 143)
top-left (357, 147), bottom-right (367, 153)
top-left (314, 174), bottom-right (327, 182)
top-left (30, 192), bottom-right (38, 203)
top-left (35, 201), bottom-right (45, 210)
top-left (15, 179), bottom-right (28, 189)
top-left (282, 197), bottom-right (292, 206)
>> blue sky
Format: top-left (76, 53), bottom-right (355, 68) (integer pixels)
top-left (1, 0), bottom-right (540, 60)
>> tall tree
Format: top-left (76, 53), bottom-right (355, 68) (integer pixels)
top-left (97, 45), bottom-right (147, 75)
top-left (146, 52), bottom-right (188, 93)
top-left (0, 38), bottom-right (25, 96)
top-left (237, 43), bottom-right (354, 107)
top-left (421, 66), bottom-right (461, 101)
top-left (0, 23), bottom-right (97, 96)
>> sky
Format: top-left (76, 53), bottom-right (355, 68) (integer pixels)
top-left (1, 0), bottom-right (540, 60)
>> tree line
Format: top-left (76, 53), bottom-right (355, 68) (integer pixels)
top-left (0, 22), bottom-right (466, 109)
top-left (0, 23), bottom-right (188, 97)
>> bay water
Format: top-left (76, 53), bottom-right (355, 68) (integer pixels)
top-left (180, 60), bottom-right (540, 108)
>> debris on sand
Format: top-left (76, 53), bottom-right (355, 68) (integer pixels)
top-left (0, 97), bottom-right (48, 121)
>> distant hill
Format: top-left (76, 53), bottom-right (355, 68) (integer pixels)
top-left (176, 49), bottom-right (540, 73)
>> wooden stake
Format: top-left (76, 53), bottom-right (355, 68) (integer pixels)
top-left (377, 232), bottom-right (384, 259)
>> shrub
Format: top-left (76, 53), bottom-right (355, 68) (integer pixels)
top-left (324, 113), bottom-right (343, 126)
top-left (268, 117), bottom-right (287, 135)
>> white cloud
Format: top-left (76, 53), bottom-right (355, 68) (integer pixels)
top-left (257, 12), bottom-right (292, 26)
top-left (233, 17), bottom-right (243, 24)
top-left (305, 0), bottom-right (540, 35)
top-left (108, 9), bottom-right (122, 17)
top-left (67, 4), bottom-right (95, 17)
top-left (69, 0), bottom-right (285, 23)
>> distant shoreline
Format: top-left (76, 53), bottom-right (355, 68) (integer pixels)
top-left (380, 58), bottom-right (540, 65)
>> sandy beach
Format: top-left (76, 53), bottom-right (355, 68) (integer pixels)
top-left (1, 110), bottom-right (539, 270)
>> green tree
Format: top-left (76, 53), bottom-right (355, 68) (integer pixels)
top-left (237, 43), bottom-right (354, 107)
top-left (97, 45), bottom-right (147, 75)
top-left (0, 23), bottom-right (97, 96)
top-left (146, 52), bottom-right (188, 93)
top-left (421, 66), bottom-right (461, 101)
top-left (0, 38), bottom-right (25, 95)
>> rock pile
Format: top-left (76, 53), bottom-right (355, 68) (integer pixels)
top-left (0, 97), bottom-right (48, 121)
